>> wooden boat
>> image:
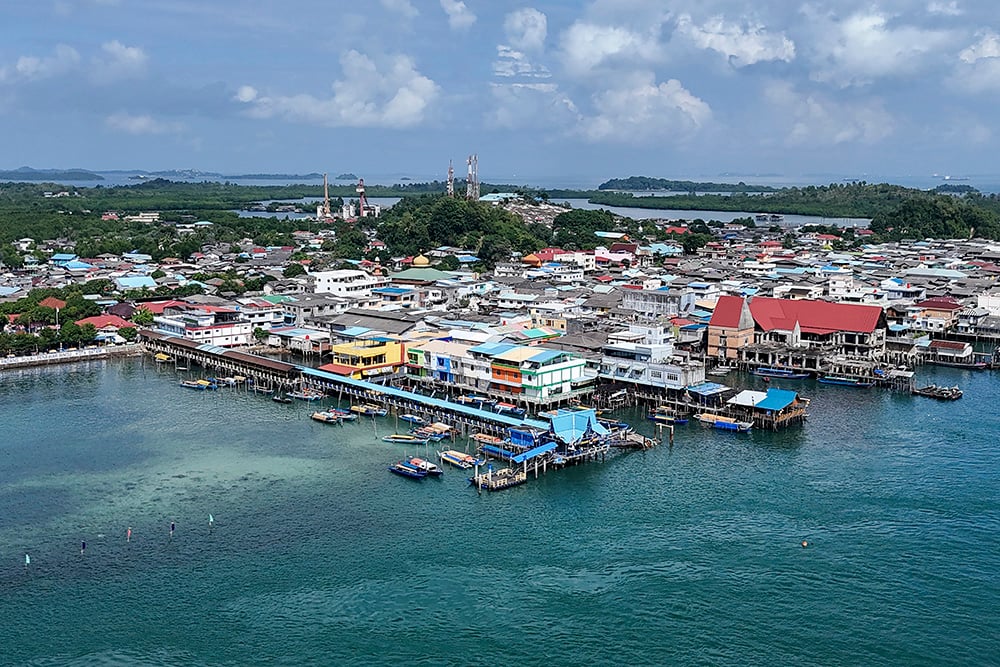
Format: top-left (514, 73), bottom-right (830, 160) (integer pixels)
top-left (752, 366), bottom-right (809, 379)
top-left (411, 426), bottom-right (448, 442)
top-left (388, 461), bottom-right (427, 479)
top-left (289, 389), bottom-right (325, 401)
top-left (494, 402), bottom-right (526, 417)
top-left (456, 394), bottom-right (496, 408)
top-left (468, 467), bottom-right (527, 491)
top-left (351, 403), bottom-right (388, 417)
top-left (912, 384), bottom-right (963, 400)
top-left (438, 450), bottom-right (481, 469)
top-left (926, 360), bottom-right (988, 370)
top-left (471, 432), bottom-right (505, 445)
top-left (271, 393), bottom-right (293, 404)
top-left (153, 353), bottom-right (172, 363)
top-left (382, 433), bottom-right (429, 445)
top-left (310, 411), bottom-right (342, 424)
top-left (406, 456), bottom-right (443, 476)
top-left (399, 414), bottom-right (427, 425)
top-left (326, 407), bottom-right (358, 421)
top-left (180, 379), bottom-right (217, 390)
top-left (647, 407), bottom-right (689, 425)
top-left (695, 413), bottom-right (753, 432)
top-left (818, 375), bottom-right (875, 387)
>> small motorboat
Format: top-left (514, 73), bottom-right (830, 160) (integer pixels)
top-left (406, 456), bottom-right (443, 476)
top-left (326, 407), bottom-right (358, 421)
top-left (180, 379), bottom-right (217, 390)
top-left (382, 433), bottom-right (429, 445)
top-left (388, 461), bottom-right (427, 479)
top-left (438, 450), bottom-right (481, 469)
top-left (271, 393), bottom-right (293, 404)
top-left (471, 433), bottom-right (505, 445)
top-left (351, 403), bottom-right (388, 417)
top-left (818, 375), bottom-right (876, 388)
top-left (399, 414), bottom-right (427, 425)
top-left (494, 402), bottom-right (526, 417)
top-left (288, 389), bottom-right (325, 401)
top-left (310, 411), bottom-right (342, 424)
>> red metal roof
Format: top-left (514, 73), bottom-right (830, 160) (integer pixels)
top-left (75, 314), bottom-right (132, 329)
top-left (750, 297), bottom-right (883, 334)
top-left (709, 295), bottom-right (747, 328)
top-left (914, 298), bottom-right (963, 311)
top-left (929, 340), bottom-right (968, 350)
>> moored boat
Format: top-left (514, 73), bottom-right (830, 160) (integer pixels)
top-left (388, 461), bottom-right (427, 479)
top-left (752, 366), bottom-right (810, 379)
top-left (289, 389), bottom-right (325, 401)
top-left (818, 375), bottom-right (876, 387)
top-left (180, 379), bottom-right (217, 390)
top-left (695, 413), bottom-right (753, 432)
top-left (271, 393), bottom-right (293, 404)
top-left (350, 403), bottom-right (388, 417)
top-left (494, 402), bottom-right (526, 417)
top-left (382, 433), bottom-right (429, 445)
top-left (468, 467), bottom-right (527, 491)
top-left (326, 407), bottom-right (358, 421)
top-left (438, 450), bottom-right (481, 469)
top-left (406, 456), bottom-right (443, 476)
top-left (154, 353), bottom-right (172, 363)
top-left (399, 414), bottom-right (427, 425)
top-left (310, 411), bottom-right (342, 424)
top-left (647, 406), bottom-right (689, 425)
top-left (471, 432), bottom-right (505, 445)
top-left (912, 384), bottom-right (963, 400)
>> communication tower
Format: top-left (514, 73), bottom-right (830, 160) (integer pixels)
top-left (465, 154), bottom-right (479, 201)
top-left (447, 160), bottom-right (454, 197)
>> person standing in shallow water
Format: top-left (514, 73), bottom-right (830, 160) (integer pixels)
top-left (169, 521), bottom-right (175, 539)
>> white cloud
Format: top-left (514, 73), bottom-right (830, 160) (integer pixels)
top-left (504, 8), bottom-right (547, 52)
top-left (493, 45), bottom-right (550, 78)
top-left (807, 10), bottom-right (956, 86)
top-left (577, 72), bottom-right (711, 143)
top-left (0, 45), bottom-right (80, 82)
top-left (927, 1), bottom-right (962, 16)
top-left (675, 14), bottom-right (795, 67)
top-left (952, 31), bottom-right (1000, 92)
top-left (487, 82), bottom-right (577, 129)
top-left (959, 31), bottom-right (1000, 63)
top-left (106, 112), bottom-right (182, 135)
top-left (92, 40), bottom-right (148, 82)
top-left (560, 22), bottom-right (662, 77)
top-left (764, 81), bottom-right (893, 145)
top-left (380, 0), bottom-right (418, 19)
top-left (239, 50), bottom-right (438, 128)
top-left (440, 0), bottom-right (475, 31)
top-left (235, 85), bottom-right (258, 103)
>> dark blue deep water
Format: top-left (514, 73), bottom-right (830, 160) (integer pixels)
top-left (1, 360), bottom-right (998, 666)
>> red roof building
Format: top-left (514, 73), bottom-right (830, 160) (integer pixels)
top-left (75, 314), bottom-right (133, 330)
top-left (39, 296), bottom-right (67, 310)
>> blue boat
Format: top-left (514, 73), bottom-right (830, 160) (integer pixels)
top-left (388, 461), bottom-right (427, 479)
top-left (752, 367), bottom-right (810, 379)
top-left (818, 375), bottom-right (875, 387)
top-left (494, 402), bottom-right (526, 417)
top-left (647, 407), bottom-right (689, 425)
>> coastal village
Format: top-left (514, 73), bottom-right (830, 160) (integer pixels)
top-left (2, 185), bottom-right (998, 486)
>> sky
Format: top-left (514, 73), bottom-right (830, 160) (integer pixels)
top-left (2, 0), bottom-right (1000, 185)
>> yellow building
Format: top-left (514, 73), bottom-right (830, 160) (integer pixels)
top-left (318, 339), bottom-right (406, 379)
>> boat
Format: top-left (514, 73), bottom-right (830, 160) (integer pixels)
top-left (288, 389), bottom-right (325, 401)
top-left (926, 360), bottom-right (988, 370)
top-left (382, 433), bottom-right (429, 445)
top-left (912, 384), bottom-right (963, 400)
top-left (471, 432), bottom-right (505, 445)
top-left (411, 426), bottom-right (448, 442)
top-left (326, 407), bottom-right (358, 421)
top-left (271, 393), bottom-right (293, 404)
top-left (438, 449), bottom-right (482, 469)
top-left (180, 379), bottom-right (217, 390)
top-left (351, 403), bottom-right (388, 417)
top-left (818, 375), bottom-right (876, 387)
top-left (494, 402), bottom-right (526, 417)
top-left (310, 411), bottom-right (342, 424)
top-left (153, 353), bottom-right (172, 363)
top-left (695, 413), bottom-right (753, 432)
top-left (406, 456), bottom-right (443, 476)
top-left (752, 366), bottom-right (810, 379)
top-left (597, 417), bottom-right (633, 432)
top-left (647, 406), bottom-right (689, 425)
top-left (388, 461), bottom-right (427, 479)
top-left (456, 394), bottom-right (496, 409)
top-left (769, 214), bottom-right (784, 222)
top-left (399, 414), bottom-right (427, 425)
top-left (468, 467), bottom-right (527, 491)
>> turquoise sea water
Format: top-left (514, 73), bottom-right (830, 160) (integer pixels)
top-left (2, 360), bottom-right (999, 666)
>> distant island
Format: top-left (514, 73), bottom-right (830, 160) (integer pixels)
top-left (336, 173), bottom-right (358, 180)
top-left (0, 167), bottom-right (104, 181)
top-left (598, 176), bottom-right (778, 193)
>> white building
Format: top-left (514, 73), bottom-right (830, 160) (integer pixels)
top-left (154, 306), bottom-right (251, 347)
top-left (599, 324), bottom-right (705, 390)
top-left (310, 269), bottom-right (389, 298)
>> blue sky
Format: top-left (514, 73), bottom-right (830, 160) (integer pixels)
top-left (2, 0), bottom-right (1000, 184)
